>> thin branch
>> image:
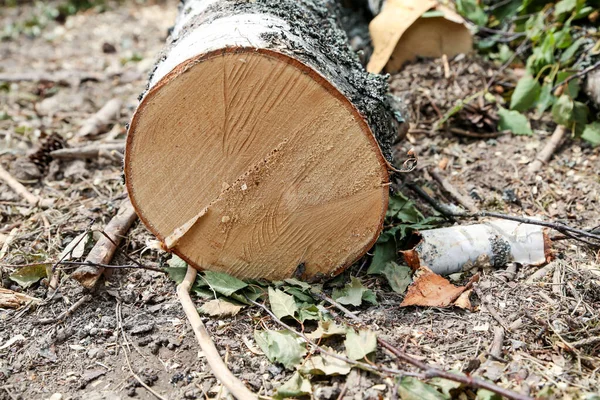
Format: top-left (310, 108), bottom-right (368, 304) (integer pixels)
top-left (121, 344), bottom-right (167, 400)
top-left (36, 294), bottom-right (92, 325)
top-left (551, 60), bottom-right (600, 92)
top-left (177, 265), bottom-right (258, 399)
top-left (528, 125), bottom-right (567, 174)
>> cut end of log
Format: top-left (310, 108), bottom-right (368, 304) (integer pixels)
top-left (125, 49), bottom-right (389, 280)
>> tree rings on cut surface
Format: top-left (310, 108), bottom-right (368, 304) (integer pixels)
top-left (126, 49), bottom-right (389, 280)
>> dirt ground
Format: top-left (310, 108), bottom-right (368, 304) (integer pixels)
top-left (1, 1), bottom-right (599, 400)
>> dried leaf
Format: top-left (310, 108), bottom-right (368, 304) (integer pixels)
top-left (299, 349), bottom-right (352, 376)
top-left (254, 329), bottom-right (306, 369)
top-left (400, 266), bottom-right (471, 308)
top-left (307, 320), bottom-right (348, 340)
top-left (9, 264), bottom-right (48, 288)
top-left (275, 372), bottom-right (312, 399)
top-left (199, 299), bottom-right (244, 317)
top-left (268, 287), bottom-right (298, 320)
top-left (344, 329), bottom-right (377, 360)
top-left (397, 376), bottom-right (449, 400)
top-left (368, 0), bottom-right (472, 73)
top-left (381, 262), bottom-right (412, 294)
top-left (453, 289), bottom-right (473, 311)
top-left (59, 232), bottom-right (90, 261)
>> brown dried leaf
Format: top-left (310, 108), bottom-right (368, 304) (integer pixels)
top-left (400, 266), bottom-right (473, 308)
top-left (368, 0), bottom-right (472, 74)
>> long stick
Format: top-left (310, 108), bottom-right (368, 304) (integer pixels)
top-left (0, 165), bottom-right (54, 208)
top-left (177, 266), bottom-right (257, 400)
top-left (528, 125), bottom-right (567, 174)
top-left (71, 198), bottom-right (138, 288)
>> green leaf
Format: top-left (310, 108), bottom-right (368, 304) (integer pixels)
top-left (283, 278), bottom-right (311, 291)
top-left (556, 71), bottom-right (580, 98)
top-left (476, 389), bottom-right (502, 400)
top-left (164, 254), bottom-right (188, 284)
top-left (275, 372), bottom-right (312, 399)
top-left (581, 122), bottom-right (600, 146)
top-left (397, 376), bottom-right (449, 400)
top-left (199, 299), bottom-right (244, 317)
top-left (572, 101), bottom-right (589, 136)
top-left (344, 329), bottom-right (377, 360)
top-left (307, 320), bottom-right (348, 340)
top-left (560, 37), bottom-right (586, 64)
top-left (284, 287), bottom-right (314, 304)
top-left (554, 0), bottom-right (577, 17)
top-left (497, 107), bottom-right (533, 135)
top-left (332, 277), bottom-right (377, 307)
top-left (254, 329), bottom-right (307, 369)
top-left (268, 287), bottom-right (298, 320)
top-left (229, 285), bottom-right (265, 305)
top-left (381, 262), bottom-right (412, 294)
top-left (536, 83), bottom-right (554, 115)
top-left (202, 271), bottom-right (247, 297)
top-left (299, 349), bottom-right (352, 376)
top-left (430, 377), bottom-right (462, 397)
top-left (368, 240), bottom-right (397, 275)
top-left (455, 0), bottom-right (487, 26)
top-left (552, 94), bottom-right (574, 126)
top-left (387, 193), bottom-right (423, 223)
top-left (297, 304), bottom-right (321, 322)
top-left (510, 75), bottom-right (541, 111)
top-left (9, 264), bottom-right (48, 288)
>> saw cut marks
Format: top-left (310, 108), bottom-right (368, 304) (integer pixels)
top-left (126, 49), bottom-right (389, 280)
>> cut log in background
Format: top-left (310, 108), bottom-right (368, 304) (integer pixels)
top-left (125, 0), bottom-right (399, 280)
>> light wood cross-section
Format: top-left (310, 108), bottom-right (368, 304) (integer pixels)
top-left (125, 49), bottom-right (389, 280)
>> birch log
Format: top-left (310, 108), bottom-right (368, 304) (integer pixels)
top-left (125, 0), bottom-right (398, 280)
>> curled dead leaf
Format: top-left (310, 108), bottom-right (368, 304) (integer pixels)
top-left (400, 266), bottom-right (478, 308)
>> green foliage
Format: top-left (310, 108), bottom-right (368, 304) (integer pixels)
top-left (458, 0), bottom-right (600, 146)
top-left (397, 377), bottom-right (450, 400)
top-left (254, 329), bottom-right (307, 369)
top-left (268, 287), bottom-right (299, 320)
top-left (497, 107), bottom-right (533, 135)
top-left (275, 372), bottom-right (312, 399)
top-left (332, 277), bottom-right (377, 306)
top-left (380, 262), bottom-right (412, 294)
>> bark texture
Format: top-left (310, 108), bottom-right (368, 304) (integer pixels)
top-left (143, 0), bottom-right (398, 160)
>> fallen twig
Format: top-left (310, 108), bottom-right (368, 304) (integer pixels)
top-left (0, 70), bottom-right (103, 85)
top-left (0, 165), bottom-right (54, 208)
top-left (78, 98), bottom-right (123, 137)
top-left (0, 228), bottom-right (18, 261)
top-left (489, 326), bottom-right (505, 360)
top-left (50, 142), bottom-right (124, 160)
top-left (37, 294), bottom-right (92, 325)
top-left (528, 125), bottom-right (567, 174)
top-left (1, 260), bottom-right (166, 274)
top-left (317, 293), bottom-right (533, 400)
top-left (430, 169), bottom-right (478, 213)
top-left (71, 198), bottom-right (138, 288)
top-left (474, 285), bottom-right (510, 331)
top-left (177, 265), bottom-right (257, 399)
top-left (121, 344), bottom-right (167, 400)
top-left (407, 183), bottom-right (600, 245)
top-left (0, 288), bottom-right (41, 309)
top-left (551, 60), bottom-right (600, 92)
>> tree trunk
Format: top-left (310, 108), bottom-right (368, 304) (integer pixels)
top-left (125, 0), bottom-right (397, 281)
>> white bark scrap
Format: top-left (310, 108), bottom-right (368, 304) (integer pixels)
top-left (402, 219), bottom-right (551, 276)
